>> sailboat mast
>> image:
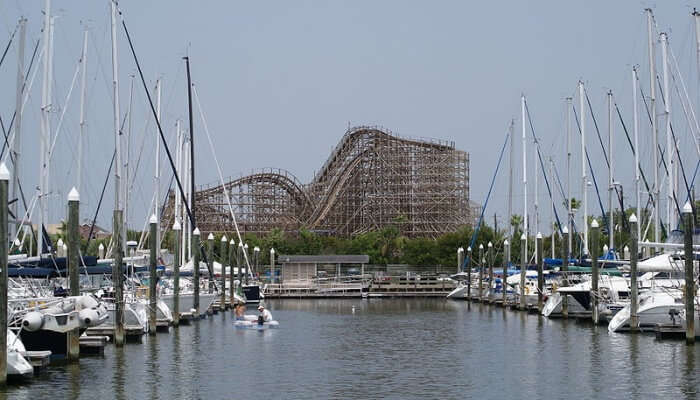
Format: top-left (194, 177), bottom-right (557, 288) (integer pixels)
top-left (550, 158), bottom-right (555, 259)
top-left (646, 8), bottom-right (660, 245)
top-left (579, 81), bottom-right (588, 256)
top-left (632, 67), bottom-right (641, 241)
top-left (39, 0), bottom-right (51, 256)
top-left (566, 96), bottom-right (572, 258)
top-left (155, 79), bottom-right (162, 261)
top-left (78, 30), bottom-right (88, 194)
top-left (508, 119), bottom-right (514, 242)
top-left (534, 133), bottom-right (539, 261)
top-left (125, 75), bottom-right (134, 240)
top-left (660, 32), bottom-right (673, 231)
top-left (607, 91), bottom-right (614, 251)
top-left (12, 17), bottom-right (26, 240)
top-left (521, 95), bottom-right (528, 249)
top-left (111, 0), bottom-right (122, 213)
top-left (185, 57), bottom-right (196, 235)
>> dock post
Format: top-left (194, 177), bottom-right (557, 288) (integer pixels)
top-left (536, 232), bottom-right (543, 313)
top-left (0, 163), bottom-right (10, 384)
top-left (149, 214), bottom-right (157, 335)
top-left (682, 202), bottom-right (695, 344)
top-left (113, 209), bottom-right (125, 346)
top-left (487, 242), bottom-right (493, 302)
top-left (207, 233), bottom-right (214, 298)
top-left (457, 247), bottom-right (463, 276)
top-left (590, 219), bottom-right (600, 325)
top-left (172, 220), bottom-right (181, 326)
top-left (229, 239), bottom-right (235, 304)
top-left (466, 247), bottom-right (472, 299)
top-left (561, 226), bottom-right (569, 318)
top-left (503, 240), bottom-right (509, 305)
top-left (478, 244), bottom-right (484, 301)
top-left (629, 214), bottom-right (638, 331)
top-left (192, 227), bottom-right (201, 317)
top-left (220, 236), bottom-right (228, 309)
top-left (270, 248), bottom-right (276, 286)
top-left (67, 187), bottom-right (80, 360)
top-left (520, 233), bottom-right (527, 310)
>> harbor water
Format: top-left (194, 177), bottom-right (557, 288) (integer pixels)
top-left (2, 298), bottom-right (698, 399)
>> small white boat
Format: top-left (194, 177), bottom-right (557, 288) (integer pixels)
top-left (234, 320), bottom-right (280, 329)
top-left (7, 329), bottom-right (32, 378)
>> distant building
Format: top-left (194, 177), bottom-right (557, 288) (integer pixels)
top-left (278, 255), bottom-right (369, 282)
top-left (79, 223), bottom-right (111, 240)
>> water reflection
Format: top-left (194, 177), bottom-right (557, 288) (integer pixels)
top-left (0, 299), bottom-right (697, 399)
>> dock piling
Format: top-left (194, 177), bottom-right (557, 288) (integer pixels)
top-left (561, 226), bottom-right (569, 318)
top-left (67, 187), bottom-right (80, 360)
top-left (113, 209), bottom-right (125, 346)
top-left (172, 220), bottom-right (181, 326)
top-left (207, 233), bottom-right (214, 295)
top-left (149, 214), bottom-right (157, 335)
top-left (590, 219), bottom-right (600, 325)
top-left (629, 214), bottom-right (638, 331)
top-left (466, 247), bottom-right (472, 299)
top-left (536, 232), bottom-right (543, 313)
top-left (520, 233), bottom-right (526, 310)
top-left (220, 236), bottom-right (228, 309)
top-left (487, 242), bottom-right (493, 302)
top-left (192, 227), bottom-right (201, 317)
top-left (229, 239), bottom-right (235, 304)
top-left (478, 244), bottom-right (484, 301)
top-left (503, 240), bottom-right (509, 305)
top-left (682, 202), bottom-right (695, 344)
top-left (0, 163), bottom-right (10, 384)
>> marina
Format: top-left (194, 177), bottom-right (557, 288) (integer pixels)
top-left (0, 1), bottom-right (699, 398)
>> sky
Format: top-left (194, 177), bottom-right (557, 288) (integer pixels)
top-left (0, 1), bottom-right (698, 236)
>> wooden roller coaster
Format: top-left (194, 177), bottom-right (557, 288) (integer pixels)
top-left (161, 126), bottom-right (472, 238)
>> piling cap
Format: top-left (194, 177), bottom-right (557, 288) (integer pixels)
top-left (149, 214), bottom-right (157, 224)
top-left (244, 243), bottom-right (248, 249)
top-left (536, 232), bottom-right (542, 239)
top-left (221, 235), bottom-right (228, 242)
top-left (591, 218), bottom-right (599, 228)
top-left (270, 248), bottom-right (275, 254)
top-left (629, 213), bottom-right (637, 223)
top-left (207, 233), bottom-right (214, 240)
top-left (0, 162), bottom-right (10, 181)
top-left (458, 247), bottom-right (464, 253)
top-left (503, 239), bottom-right (509, 246)
top-left (487, 242), bottom-right (492, 248)
top-left (62, 244), bottom-right (67, 251)
top-left (520, 233), bottom-right (526, 240)
top-left (193, 227), bottom-right (200, 236)
top-left (172, 220), bottom-right (181, 230)
top-left (254, 246), bottom-right (260, 252)
top-left (624, 245), bottom-right (629, 251)
top-left (603, 244), bottom-right (609, 252)
top-left (683, 201), bottom-right (693, 214)
top-left (562, 226), bottom-right (569, 234)
top-left (238, 241), bottom-right (243, 248)
top-left (13, 238), bottom-right (20, 247)
top-left (98, 243), bottom-right (104, 250)
top-left (467, 246), bottom-right (472, 252)
top-left (57, 238), bottom-right (64, 246)
top-left (68, 187), bottom-right (80, 202)
top-left (230, 239), bottom-right (235, 245)
top-left (479, 244), bottom-right (484, 249)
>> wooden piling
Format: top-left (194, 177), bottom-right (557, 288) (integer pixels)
top-left (237, 242), bottom-right (244, 289)
top-left (192, 227), bottom-right (201, 316)
top-left (220, 236), bottom-right (228, 309)
top-left (270, 248), bottom-right (276, 285)
top-left (478, 244), bottom-right (484, 301)
top-left (207, 233), bottom-right (214, 296)
top-left (590, 219), bottom-right (600, 325)
top-left (0, 163), bottom-right (10, 384)
top-left (503, 240), bottom-right (509, 305)
top-left (519, 233), bottom-right (527, 310)
top-left (466, 247), bottom-right (472, 299)
top-left (487, 242), bottom-right (493, 301)
top-left (561, 226), bottom-right (569, 318)
top-left (536, 232), bottom-right (543, 313)
top-left (229, 239), bottom-right (235, 304)
top-left (629, 214), bottom-right (638, 331)
top-left (67, 187), bottom-right (80, 360)
top-left (172, 220), bottom-right (181, 326)
top-left (149, 214), bottom-right (157, 335)
top-left (113, 209), bottom-right (125, 346)
top-left (682, 202), bottom-right (695, 344)
top-left (457, 247), bottom-right (464, 276)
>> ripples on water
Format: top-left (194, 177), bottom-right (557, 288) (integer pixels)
top-left (1, 299), bottom-right (698, 399)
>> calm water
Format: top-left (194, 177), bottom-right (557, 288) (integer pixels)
top-left (2, 299), bottom-right (699, 399)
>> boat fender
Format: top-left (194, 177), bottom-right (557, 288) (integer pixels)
top-left (79, 308), bottom-right (100, 327)
top-left (22, 311), bottom-right (44, 332)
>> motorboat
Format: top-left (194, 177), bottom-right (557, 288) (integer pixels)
top-left (7, 329), bottom-right (33, 378)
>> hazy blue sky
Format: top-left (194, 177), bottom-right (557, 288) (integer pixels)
top-left (0, 1), bottom-right (698, 235)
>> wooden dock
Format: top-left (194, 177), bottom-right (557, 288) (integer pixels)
top-left (265, 277), bottom-right (457, 298)
top-left (86, 325), bottom-right (145, 342)
top-left (80, 335), bottom-right (108, 355)
top-left (655, 323), bottom-right (686, 340)
top-left (25, 351), bottom-right (51, 369)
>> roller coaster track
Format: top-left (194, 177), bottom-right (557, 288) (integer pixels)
top-left (165, 126), bottom-right (470, 237)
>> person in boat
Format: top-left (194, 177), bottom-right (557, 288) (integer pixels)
top-left (234, 303), bottom-right (245, 320)
top-left (257, 305), bottom-right (272, 325)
